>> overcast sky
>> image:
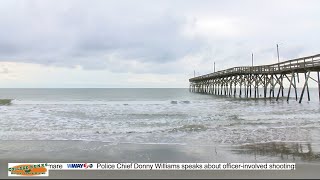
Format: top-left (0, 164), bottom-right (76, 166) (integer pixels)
top-left (0, 0), bottom-right (319, 88)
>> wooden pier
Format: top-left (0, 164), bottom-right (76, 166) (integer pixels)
top-left (189, 54), bottom-right (320, 103)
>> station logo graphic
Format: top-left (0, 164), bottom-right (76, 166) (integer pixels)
top-left (8, 163), bottom-right (48, 176)
top-left (67, 163), bottom-right (93, 169)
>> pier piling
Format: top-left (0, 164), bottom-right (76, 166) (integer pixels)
top-left (190, 54), bottom-right (320, 103)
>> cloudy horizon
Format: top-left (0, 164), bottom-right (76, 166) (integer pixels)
top-left (0, 0), bottom-right (319, 88)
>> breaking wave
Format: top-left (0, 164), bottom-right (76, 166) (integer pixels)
top-left (169, 124), bottom-right (208, 132)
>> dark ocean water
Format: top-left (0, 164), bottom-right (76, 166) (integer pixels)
top-left (0, 88), bottom-right (319, 162)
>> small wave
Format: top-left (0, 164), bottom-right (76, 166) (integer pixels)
top-left (228, 115), bottom-right (245, 121)
top-left (10, 100), bottom-right (167, 105)
top-left (170, 100), bottom-right (191, 104)
top-left (180, 101), bottom-right (191, 104)
top-left (95, 130), bottom-right (153, 134)
top-left (170, 101), bottom-right (178, 104)
top-left (170, 124), bottom-right (208, 132)
top-left (123, 113), bottom-right (188, 119)
top-left (222, 121), bottom-right (278, 127)
top-left (0, 99), bottom-right (12, 106)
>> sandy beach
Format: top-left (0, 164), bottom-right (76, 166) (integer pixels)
top-left (1, 140), bottom-right (319, 179)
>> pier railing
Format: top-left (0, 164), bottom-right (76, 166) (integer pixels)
top-left (190, 53), bottom-right (320, 82)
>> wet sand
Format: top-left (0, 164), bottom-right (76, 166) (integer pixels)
top-left (1, 140), bottom-right (320, 179)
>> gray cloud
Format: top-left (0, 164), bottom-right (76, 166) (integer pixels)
top-left (0, 0), bottom-right (207, 72)
top-left (0, 0), bottom-right (320, 75)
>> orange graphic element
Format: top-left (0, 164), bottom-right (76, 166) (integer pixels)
top-left (8, 164), bottom-right (47, 176)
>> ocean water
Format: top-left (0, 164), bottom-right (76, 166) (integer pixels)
top-left (0, 88), bottom-right (320, 162)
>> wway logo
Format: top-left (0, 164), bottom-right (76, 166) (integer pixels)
top-left (67, 163), bottom-right (93, 169)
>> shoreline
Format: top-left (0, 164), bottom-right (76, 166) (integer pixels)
top-left (1, 140), bottom-right (320, 179)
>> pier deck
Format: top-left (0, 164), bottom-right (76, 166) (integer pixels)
top-left (189, 54), bottom-right (320, 103)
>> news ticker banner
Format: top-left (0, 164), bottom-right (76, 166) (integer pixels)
top-left (8, 163), bottom-right (296, 177)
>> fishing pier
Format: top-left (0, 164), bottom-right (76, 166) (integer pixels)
top-left (189, 54), bottom-right (320, 103)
